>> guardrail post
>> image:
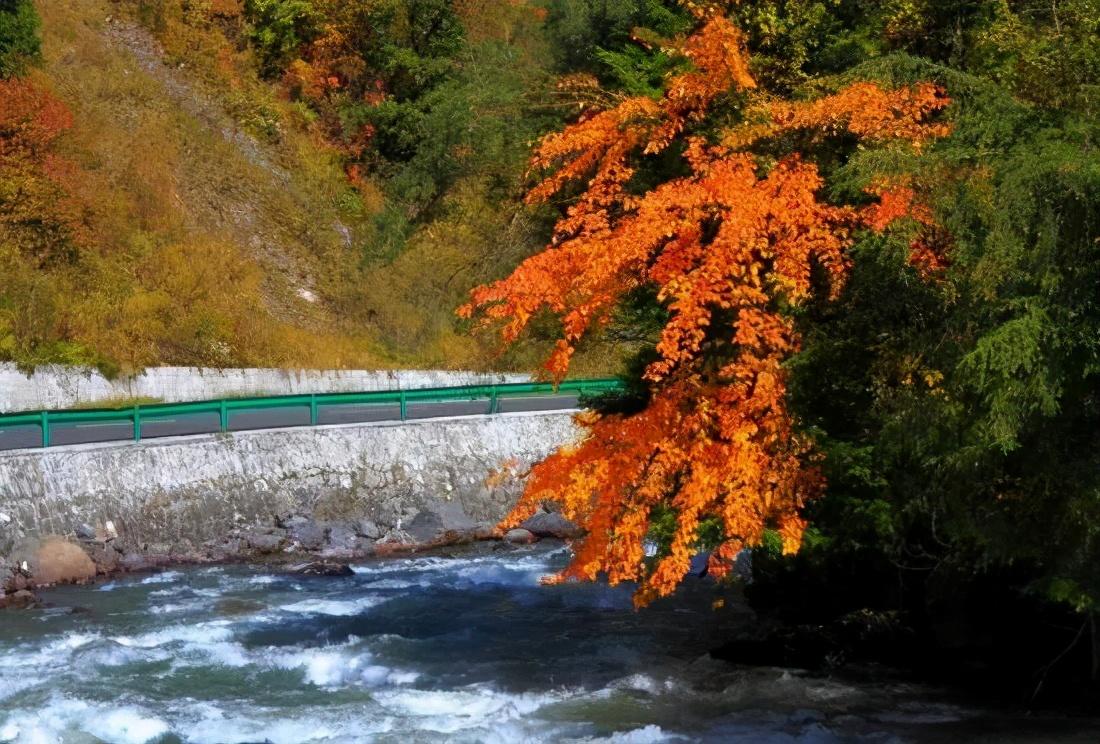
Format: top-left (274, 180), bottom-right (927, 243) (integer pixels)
top-left (399, 391), bottom-right (407, 421)
top-left (219, 400), bottom-right (229, 432)
top-left (133, 406), bottom-right (142, 442)
top-left (309, 394), bottom-right (318, 426)
top-left (489, 387), bottom-right (498, 415)
top-left (40, 411), bottom-right (49, 448)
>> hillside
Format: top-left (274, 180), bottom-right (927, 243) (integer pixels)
top-left (4, 0), bottom-right (366, 370)
top-left (1, 0), bottom-right (621, 374)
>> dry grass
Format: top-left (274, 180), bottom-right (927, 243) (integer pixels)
top-left (7, 0), bottom-right (619, 377)
top-left (27, 0), bottom-right (385, 370)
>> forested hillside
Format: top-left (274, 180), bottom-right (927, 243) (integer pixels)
top-left (0, 0), bottom-right (629, 373)
top-left (3, 0), bottom-right (1099, 698)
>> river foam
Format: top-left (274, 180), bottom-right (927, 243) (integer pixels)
top-left (2, 544), bottom-right (1094, 743)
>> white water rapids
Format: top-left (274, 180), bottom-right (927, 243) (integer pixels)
top-left (0, 544), bottom-right (1096, 743)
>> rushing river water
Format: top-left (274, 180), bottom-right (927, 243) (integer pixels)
top-left (1, 543), bottom-right (1097, 743)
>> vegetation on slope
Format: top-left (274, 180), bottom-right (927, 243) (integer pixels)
top-left (0, 0), bottom-right (610, 373)
top-left (1, 0), bottom-right (389, 372)
top-left (464, 0), bottom-right (1100, 698)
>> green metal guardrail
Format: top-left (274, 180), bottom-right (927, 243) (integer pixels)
top-left (0, 378), bottom-right (622, 449)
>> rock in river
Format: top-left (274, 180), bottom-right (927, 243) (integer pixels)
top-left (7, 536), bottom-right (96, 587)
top-left (504, 528), bottom-right (538, 545)
top-left (288, 561), bottom-right (354, 577)
top-left (519, 510), bottom-right (584, 539)
top-left (405, 503), bottom-right (478, 546)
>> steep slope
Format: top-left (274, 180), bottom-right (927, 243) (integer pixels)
top-left (1, 0), bottom-right (628, 375)
top-left (17, 0), bottom-right (376, 369)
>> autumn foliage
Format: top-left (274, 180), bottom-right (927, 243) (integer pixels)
top-left (0, 77), bottom-right (71, 156)
top-left (0, 77), bottom-right (84, 266)
top-left (461, 13), bottom-right (950, 604)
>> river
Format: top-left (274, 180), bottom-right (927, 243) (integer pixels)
top-left (0, 543), bottom-right (1096, 743)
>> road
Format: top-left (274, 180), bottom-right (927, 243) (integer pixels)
top-left (0, 394), bottom-right (580, 452)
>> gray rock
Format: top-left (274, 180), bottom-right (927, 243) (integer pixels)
top-left (504, 528), bottom-right (538, 545)
top-left (120, 553), bottom-right (155, 572)
top-left (86, 544), bottom-right (120, 574)
top-left (219, 537), bottom-right (245, 556)
top-left (244, 530), bottom-right (286, 554)
top-left (405, 503), bottom-right (478, 545)
top-left (474, 524), bottom-right (501, 541)
top-left (74, 523), bottom-right (97, 541)
top-left (519, 511), bottom-right (584, 539)
top-left (326, 523), bottom-right (359, 551)
top-left (0, 589), bottom-right (39, 610)
top-left (288, 520), bottom-right (327, 551)
top-left (355, 518), bottom-right (382, 539)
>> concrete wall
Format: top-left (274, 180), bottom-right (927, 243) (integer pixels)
top-left (0, 412), bottom-right (579, 556)
top-left (0, 365), bottom-right (532, 413)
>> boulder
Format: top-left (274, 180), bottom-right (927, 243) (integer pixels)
top-left (325, 523), bottom-right (359, 551)
top-left (120, 553), bottom-right (156, 572)
top-left (405, 503), bottom-right (478, 546)
top-left (243, 529), bottom-right (287, 554)
top-left (0, 589), bottom-right (40, 610)
top-left (504, 528), bottom-right (538, 545)
top-left (374, 529), bottom-right (419, 557)
top-left (86, 543), bottom-right (121, 574)
top-left (519, 510), bottom-right (584, 539)
top-left (287, 519), bottom-right (327, 551)
top-left (288, 561), bottom-right (354, 577)
top-left (9, 536), bottom-right (97, 587)
top-left (3, 571), bottom-right (29, 592)
top-left (213, 537), bottom-right (245, 559)
top-left (474, 524), bottom-right (503, 541)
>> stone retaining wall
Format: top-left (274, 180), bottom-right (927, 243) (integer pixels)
top-left (0, 412), bottom-right (578, 559)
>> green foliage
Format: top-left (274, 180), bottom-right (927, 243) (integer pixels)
top-left (646, 505), bottom-right (724, 561)
top-left (542, 0), bottom-right (690, 75)
top-left (782, 34), bottom-right (1100, 627)
top-left (732, 0), bottom-right (862, 90)
top-left (0, 0), bottom-right (40, 77)
top-left (594, 43), bottom-right (682, 97)
top-left (244, 0), bottom-right (319, 76)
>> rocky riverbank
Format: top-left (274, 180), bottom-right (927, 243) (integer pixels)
top-left (0, 505), bottom-right (583, 609)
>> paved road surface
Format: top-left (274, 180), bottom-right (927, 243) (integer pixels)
top-left (0, 394), bottom-right (580, 452)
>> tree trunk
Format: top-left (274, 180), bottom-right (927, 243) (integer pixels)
top-left (1091, 611), bottom-right (1099, 681)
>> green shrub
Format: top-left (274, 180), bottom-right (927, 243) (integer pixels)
top-left (0, 0), bottom-right (40, 77)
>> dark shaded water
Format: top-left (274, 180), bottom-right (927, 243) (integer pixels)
top-left (1, 544), bottom-right (1097, 742)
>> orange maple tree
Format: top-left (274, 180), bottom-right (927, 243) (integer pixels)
top-left (460, 12), bottom-right (950, 605)
top-left (0, 77), bottom-right (86, 266)
top-left (0, 78), bottom-right (72, 158)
